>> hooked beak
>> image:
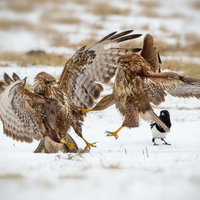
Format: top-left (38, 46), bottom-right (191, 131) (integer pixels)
top-left (115, 60), bottom-right (119, 66)
top-left (52, 80), bottom-right (59, 85)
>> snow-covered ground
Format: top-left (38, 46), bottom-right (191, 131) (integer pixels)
top-left (0, 66), bottom-right (200, 200)
top-left (0, 0), bottom-right (200, 200)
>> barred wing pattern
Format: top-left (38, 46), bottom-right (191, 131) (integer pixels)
top-left (0, 73), bottom-right (43, 143)
top-left (143, 72), bottom-right (200, 106)
top-left (59, 30), bottom-right (142, 108)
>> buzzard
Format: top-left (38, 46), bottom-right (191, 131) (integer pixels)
top-left (0, 30), bottom-right (142, 151)
top-left (81, 34), bottom-right (200, 139)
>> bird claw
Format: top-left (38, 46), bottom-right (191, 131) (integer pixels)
top-left (60, 139), bottom-right (75, 149)
top-left (67, 143), bottom-right (75, 149)
top-left (163, 143), bottom-right (171, 145)
top-left (80, 108), bottom-right (92, 115)
top-left (105, 130), bottom-right (119, 140)
top-left (84, 141), bottom-right (97, 150)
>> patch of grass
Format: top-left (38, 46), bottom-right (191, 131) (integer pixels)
top-left (185, 33), bottom-right (200, 51)
top-left (0, 20), bottom-right (35, 31)
top-left (0, 173), bottom-right (23, 180)
top-left (166, 12), bottom-right (185, 18)
top-left (191, 1), bottom-right (200, 10)
top-left (154, 37), bottom-right (200, 56)
top-left (140, 24), bottom-right (150, 30)
top-left (140, 9), bottom-right (159, 18)
top-left (0, 19), bottom-right (58, 36)
top-left (50, 33), bottom-right (98, 50)
top-left (8, 3), bottom-right (34, 13)
top-left (138, 1), bottom-right (160, 8)
top-left (67, 0), bottom-right (91, 4)
top-left (50, 34), bottom-right (72, 47)
top-left (90, 23), bottom-right (104, 30)
top-left (89, 3), bottom-right (131, 16)
top-left (75, 35), bottom-right (98, 49)
top-left (40, 7), bottom-right (81, 24)
top-left (161, 60), bottom-right (200, 79)
top-left (102, 163), bottom-right (121, 169)
top-left (0, 52), bottom-right (68, 67)
top-left (59, 174), bottom-right (85, 179)
top-left (159, 24), bottom-right (169, 33)
top-left (51, 17), bottom-right (81, 24)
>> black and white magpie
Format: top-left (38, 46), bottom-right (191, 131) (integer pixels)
top-left (150, 110), bottom-right (172, 145)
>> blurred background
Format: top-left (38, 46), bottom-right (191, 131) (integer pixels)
top-left (0, 0), bottom-right (200, 77)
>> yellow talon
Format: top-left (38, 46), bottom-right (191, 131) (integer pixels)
top-left (105, 126), bottom-right (123, 140)
top-left (80, 108), bottom-right (92, 115)
top-left (60, 139), bottom-right (75, 149)
top-left (83, 138), bottom-right (96, 149)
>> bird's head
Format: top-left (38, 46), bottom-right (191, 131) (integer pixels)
top-left (160, 110), bottom-right (170, 117)
top-left (115, 54), bottom-right (131, 69)
top-left (33, 72), bottom-right (58, 95)
top-left (116, 52), bottom-right (144, 73)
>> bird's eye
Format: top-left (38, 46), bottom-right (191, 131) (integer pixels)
top-left (47, 80), bottom-right (55, 84)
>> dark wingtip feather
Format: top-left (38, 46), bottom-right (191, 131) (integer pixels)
top-left (4, 73), bottom-right (13, 85)
top-left (157, 51), bottom-right (162, 64)
top-left (115, 34), bottom-right (142, 43)
top-left (0, 81), bottom-right (7, 90)
top-left (109, 30), bottom-right (134, 40)
top-left (79, 45), bottom-right (87, 52)
top-left (12, 73), bottom-right (20, 81)
top-left (98, 31), bottom-right (118, 43)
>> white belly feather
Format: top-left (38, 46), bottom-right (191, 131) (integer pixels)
top-left (151, 125), bottom-right (168, 139)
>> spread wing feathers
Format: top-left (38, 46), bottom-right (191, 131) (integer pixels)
top-left (0, 73), bottom-right (43, 143)
top-left (59, 30), bottom-right (142, 108)
top-left (71, 71), bottom-right (103, 108)
top-left (140, 34), bottom-right (161, 73)
top-left (143, 72), bottom-right (200, 105)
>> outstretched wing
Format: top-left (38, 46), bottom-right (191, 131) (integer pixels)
top-left (141, 72), bottom-right (200, 105)
top-left (59, 30), bottom-right (142, 108)
top-left (0, 73), bottom-right (43, 143)
top-left (140, 34), bottom-right (161, 73)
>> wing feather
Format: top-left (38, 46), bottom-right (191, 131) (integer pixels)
top-left (58, 30), bottom-right (142, 108)
top-left (143, 72), bottom-right (200, 105)
top-left (0, 73), bottom-right (43, 143)
top-left (140, 34), bottom-right (160, 73)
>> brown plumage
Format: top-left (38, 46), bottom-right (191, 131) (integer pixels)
top-left (0, 30), bottom-right (142, 151)
top-left (83, 34), bottom-right (200, 139)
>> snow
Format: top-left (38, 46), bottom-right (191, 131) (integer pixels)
top-left (0, 0), bottom-right (200, 200)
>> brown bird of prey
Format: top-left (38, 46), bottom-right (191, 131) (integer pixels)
top-left (81, 34), bottom-right (200, 139)
top-left (0, 30), bottom-right (142, 151)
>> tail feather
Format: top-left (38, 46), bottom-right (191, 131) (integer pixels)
top-left (142, 110), bottom-right (170, 132)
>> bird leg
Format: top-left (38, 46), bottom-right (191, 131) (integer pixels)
top-left (152, 138), bottom-right (159, 145)
top-left (161, 138), bottom-right (171, 145)
top-left (82, 137), bottom-right (96, 149)
top-left (60, 139), bottom-right (76, 149)
top-left (105, 126), bottom-right (123, 139)
top-left (34, 139), bottom-right (45, 153)
top-left (80, 94), bottom-right (115, 115)
top-left (80, 108), bottom-right (92, 115)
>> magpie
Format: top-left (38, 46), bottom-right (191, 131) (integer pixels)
top-left (150, 110), bottom-right (172, 145)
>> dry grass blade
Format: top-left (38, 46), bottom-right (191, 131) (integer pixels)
top-left (0, 52), bottom-right (68, 67)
